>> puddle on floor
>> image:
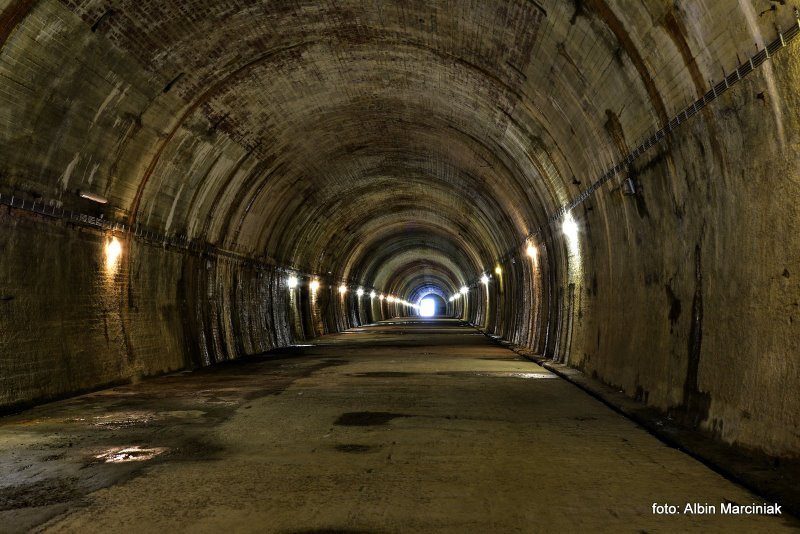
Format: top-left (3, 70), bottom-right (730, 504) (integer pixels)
top-left (334, 412), bottom-right (410, 426)
top-left (334, 444), bottom-right (379, 453)
top-left (347, 372), bottom-right (417, 378)
top-left (94, 446), bottom-right (168, 463)
top-left (436, 371), bottom-right (556, 379)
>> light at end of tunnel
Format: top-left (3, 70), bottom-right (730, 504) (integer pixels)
top-left (420, 298), bottom-right (436, 317)
top-left (287, 275), bottom-right (298, 289)
top-left (460, 286), bottom-right (468, 295)
top-left (526, 243), bottom-right (538, 260)
top-left (339, 284), bottom-right (347, 295)
top-left (494, 266), bottom-right (502, 275)
top-left (310, 280), bottom-right (320, 292)
top-left (357, 288), bottom-right (364, 297)
top-left (480, 274), bottom-right (489, 284)
top-left (370, 290), bottom-right (376, 299)
top-left (105, 236), bottom-right (122, 269)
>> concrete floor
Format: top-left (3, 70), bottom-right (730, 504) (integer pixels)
top-left (0, 319), bottom-right (795, 533)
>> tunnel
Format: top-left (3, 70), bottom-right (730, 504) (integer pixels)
top-left (0, 0), bottom-right (799, 531)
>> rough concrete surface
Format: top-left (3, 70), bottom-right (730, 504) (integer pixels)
top-left (0, 0), bottom-right (799, 523)
top-left (0, 320), bottom-right (795, 533)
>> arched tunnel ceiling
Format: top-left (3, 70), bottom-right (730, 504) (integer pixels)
top-left (25, 0), bottom-right (790, 297)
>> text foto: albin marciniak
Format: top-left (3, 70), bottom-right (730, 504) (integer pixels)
top-left (652, 502), bottom-right (782, 515)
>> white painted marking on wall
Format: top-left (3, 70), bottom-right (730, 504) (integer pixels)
top-left (59, 152), bottom-right (80, 190)
top-left (92, 81), bottom-right (124, 125)
top-left (86, 162), bottom-right (100, 186)
top-left (164, 182), bottom-right (185, 233)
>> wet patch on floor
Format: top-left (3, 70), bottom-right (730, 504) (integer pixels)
top-left (94, 446), bottom-right (168, 463)
top-left (0, 351), bottom-right (350, 531)
top-left (436, 371), bottom-right (556, 379)
top-left (334, 412), bottom-right (411, 426)
top-left (286, 529), bottom-right (384, 534)
top-left (347, 372), bottom-right (417, 378)
top-left (0, 477), bottom-right (79, 511)
top-left (333, 444), bottom-right (379, 453)
top-left (243, 358), bottom-right (350, 400)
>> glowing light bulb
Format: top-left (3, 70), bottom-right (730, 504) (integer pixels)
top-left (480, 274), bottom-right (489, 284)
top-left (526, 243), bottom-right (537, 259)
top-left (460, 286), bottom-right (468, 295)
top-left (339, 284), bottom-right (347, 295)
top-left (494, 266), bottom-right (502, 275)
top-left (357, 288), bottom-right (364, 297)
top-left (370, 291), bottom-right (376, 299)
top-left (310, 280), bottom-right (320, 292)
top-left (379, 294), bottom-right (385, 301)
top-left (387, 296), bottom-right (395, 303)
top-left (287, 275), bottom-right (298, 289)
top-left (105, 237), bottom-right (122, 269)
top-left (563, 213), bottom-right (578, 241)
top-left (562, 212), bottom-right (580, 255)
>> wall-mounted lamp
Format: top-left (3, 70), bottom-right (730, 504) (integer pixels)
top-left (80, 190), bottom-right (108, 204)
top-left (105, 236), bottom-right (122, 269)
top-left (562, 212), bottom-right (580, 254)
top-left (563, 212), bottom-right (578, 240)
top-left (287, 275), bottom-right (298, 289)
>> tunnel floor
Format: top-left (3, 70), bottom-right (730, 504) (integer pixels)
top-left (0, 319), bottom-right (795, 532)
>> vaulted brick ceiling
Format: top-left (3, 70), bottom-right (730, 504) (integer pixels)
top-left (14, 0), bottom-right (784, 298)
top-left (53, 0), bottom-right (570, 296)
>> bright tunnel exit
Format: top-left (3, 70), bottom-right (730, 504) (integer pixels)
top-left (419, 298), bottom-right (436, 317)
top-left (417, 293), bottom-right (447, 317)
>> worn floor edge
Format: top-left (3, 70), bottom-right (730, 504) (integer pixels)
top-left (469, 323), bottom-right (800, 519)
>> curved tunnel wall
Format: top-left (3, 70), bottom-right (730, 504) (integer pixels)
top-left (0, 0), bottom-right (799, 462)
